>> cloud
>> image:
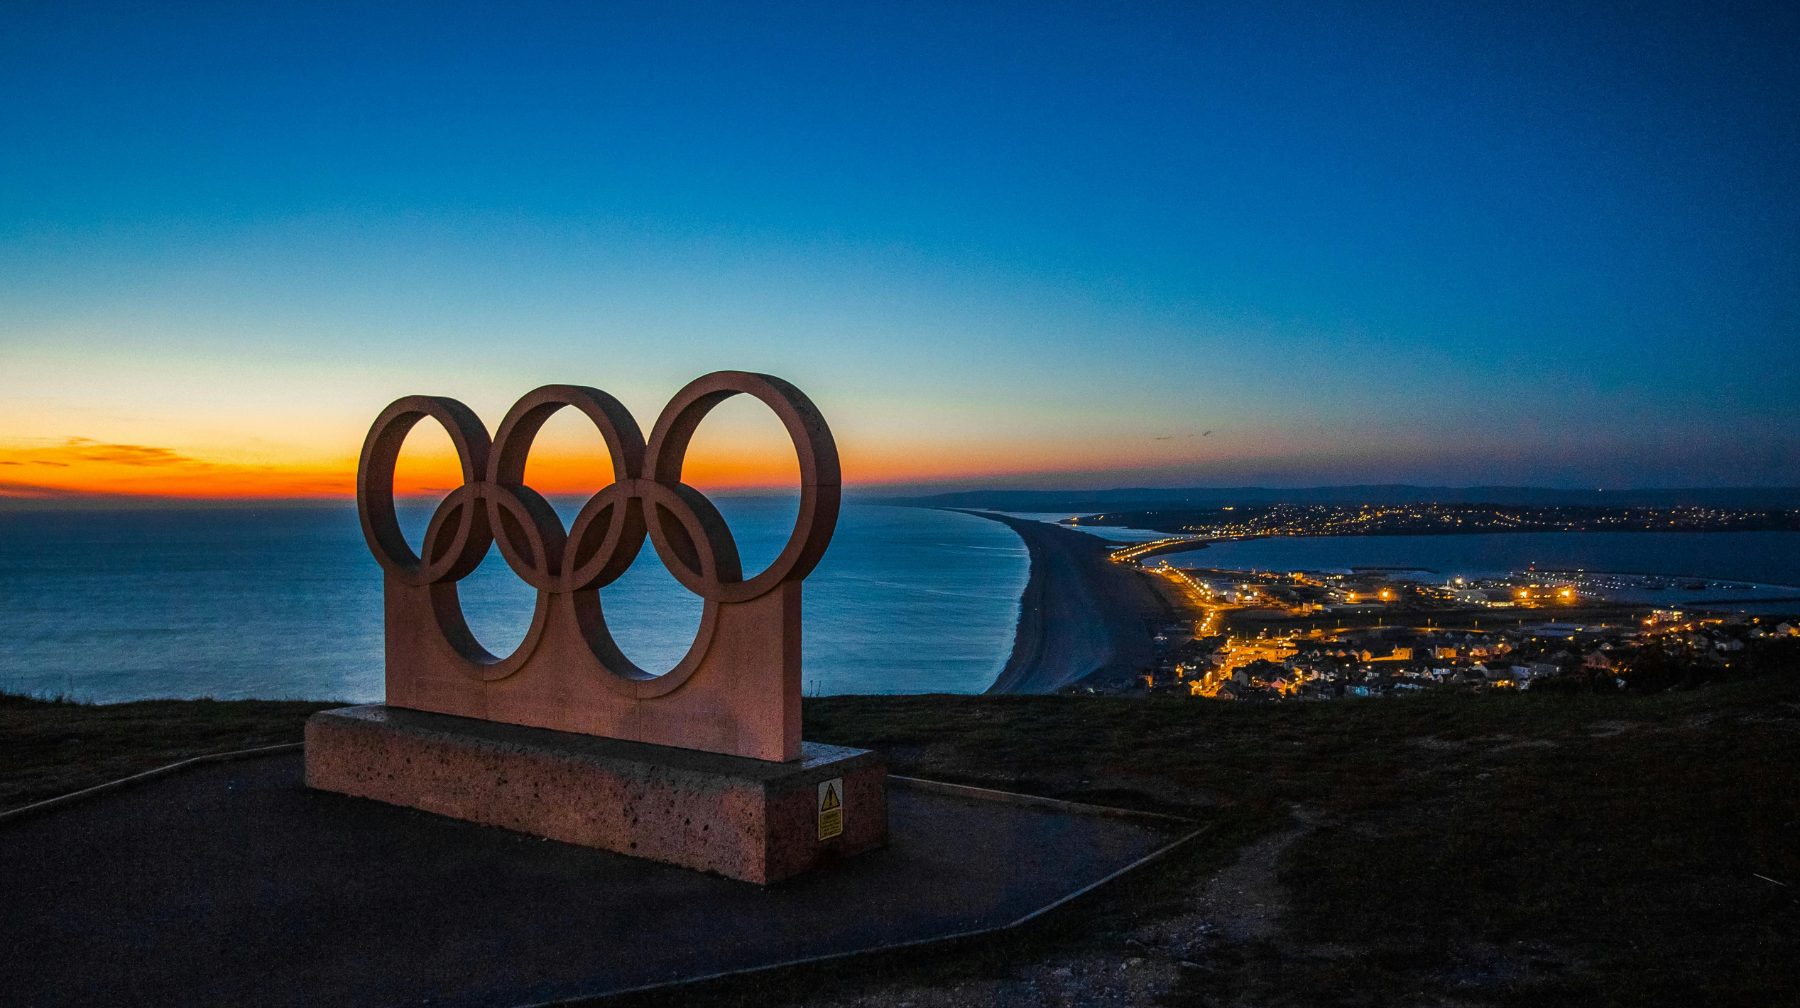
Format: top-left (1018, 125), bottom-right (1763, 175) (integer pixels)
top-left (0, 480), bottom-right (107, 500)
top-left (56, 437), bottom-right (207, 467)
top-left (0, 435), bottom-right (355, 504)
top-left (0, 436), bottom-right (213, 472)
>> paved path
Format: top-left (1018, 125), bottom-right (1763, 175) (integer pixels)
top-left (0, 753), bottom-right (1175, 1008)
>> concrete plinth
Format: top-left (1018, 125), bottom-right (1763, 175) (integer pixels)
top-left (304, 705), bottom-right (885, 884)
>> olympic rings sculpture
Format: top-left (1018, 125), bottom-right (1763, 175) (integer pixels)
top-left (356, 371), bottom-right (839, 696)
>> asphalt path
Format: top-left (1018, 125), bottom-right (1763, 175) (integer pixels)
top-left (0, 753), bottom-right (1175, 1008)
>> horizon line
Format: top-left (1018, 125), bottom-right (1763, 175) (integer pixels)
top-left (6, 481), bottom-right (1799, 512)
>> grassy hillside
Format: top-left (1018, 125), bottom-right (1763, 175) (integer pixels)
top-left (0, 694), bottom-right (338, 811)
top-left (803, 680), bottom-right (1800, 1007)
top-left (4, 679), bottom-right (1797, 1006)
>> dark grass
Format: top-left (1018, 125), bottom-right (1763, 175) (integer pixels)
top-left (0, 693), bottom-right (341, 812)
top-left (4, 680), bottom-right (1798, 1006)
top-left (800, 681), bottom-right (1800, 1007)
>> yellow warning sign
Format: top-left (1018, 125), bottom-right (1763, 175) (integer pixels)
top-left (817, 778), bottom-right (844, 840)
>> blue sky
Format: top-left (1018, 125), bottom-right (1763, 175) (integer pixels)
top-left (2, 0), bottom-right (1795, 496)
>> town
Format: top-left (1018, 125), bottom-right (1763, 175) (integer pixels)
top-left (1073, 562), bottom-right (1800, 702)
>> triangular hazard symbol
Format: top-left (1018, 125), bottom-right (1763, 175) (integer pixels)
top-left (821, 784), bottom-right (840, 811)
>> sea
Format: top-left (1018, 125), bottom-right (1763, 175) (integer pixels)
top-left (1180, 532), bottom-right (1800, 584)
top-left (0, 500), bottom-right (1029, 704)
top-left (3, 503), bottom-right (1797, 703)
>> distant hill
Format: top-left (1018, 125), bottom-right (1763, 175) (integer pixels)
top-left (868, 485), bottom-right (1800, 512)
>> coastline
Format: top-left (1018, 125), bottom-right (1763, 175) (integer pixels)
top-left (946, 510), bottom-right (1173, 695)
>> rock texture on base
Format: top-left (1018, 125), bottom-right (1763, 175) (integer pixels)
top-left (305, 705), bottom-right (885, 884)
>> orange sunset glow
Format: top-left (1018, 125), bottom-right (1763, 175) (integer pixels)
top-left (0, 439), bottom-right (817, 502)
top-left (0, 437), bottom-right (355, 500)
top-left (1, 385), bottom-right (1289, 503)
top-left (0, 428), bottom-right (1286, 502)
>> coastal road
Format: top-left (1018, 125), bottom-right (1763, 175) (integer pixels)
top-left (1109, 536), bottom-right (1217, 563)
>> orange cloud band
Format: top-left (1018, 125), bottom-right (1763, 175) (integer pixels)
top-left (0, 438), bottom-right (353, 499)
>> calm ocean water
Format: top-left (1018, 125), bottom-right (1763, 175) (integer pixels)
top-left (1185, 531), bottom-right (1800, 587)
top-left (0, 500), bottom-right (1028, 703)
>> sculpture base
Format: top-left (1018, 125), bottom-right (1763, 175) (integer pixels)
top-left (304, 705), bottom-right (885, 884)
